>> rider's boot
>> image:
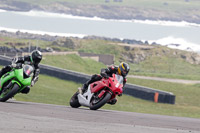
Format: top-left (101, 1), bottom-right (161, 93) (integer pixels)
top-left (0, 70), bottom-right (6, 78)
top-left (81, 83), bottom-right (88, 94)
top-left (107, 98), bottom-right (117, 105)
top-left (0, 71), bottom-right (2, 78)
top-left (21, 86), bottom-right (30, 94)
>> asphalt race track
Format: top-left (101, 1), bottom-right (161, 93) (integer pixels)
top-left (0, 101), bottom-right (200, 133)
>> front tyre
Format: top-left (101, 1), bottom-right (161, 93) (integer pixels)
top-left (0, 83), bottom-right (19, 102)
top-left (90, 92), bottom-right (111, 110)
top-left (70, 91), bottom-right (81, 108)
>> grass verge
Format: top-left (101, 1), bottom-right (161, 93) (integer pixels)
top-left (41, 54), bottom-right (106, 74)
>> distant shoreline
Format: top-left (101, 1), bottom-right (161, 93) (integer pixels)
top-left (1, 9), bottom-right (199, 28)
top-left (1, 27), bottom-right (200, 53)
top-left (0, 1), bottom-right (200, 24)
top-left (1, 8), bottom-right (200, 25)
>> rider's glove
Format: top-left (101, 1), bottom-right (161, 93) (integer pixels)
top-left (33, 76), bottom-right (39, 83)
top-left (101, 72), bottom-right (109, 79)
top-left (31, 81), bottom-right (35, 87)
top-left (11, 63), bottom-right (22, 68)
top-left (11, 63), bottom-right (17, 68)
top-left (12, 58), bottom-right (18, 64)
top-left (104, 75), bottom-right (109, 79)
top-left (31, 76), bottom-right (39, 87)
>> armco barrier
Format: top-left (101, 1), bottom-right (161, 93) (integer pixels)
top-left (0, 55), bottom-right (175, 104)
top-left (124, 84), bottom-right (175, 104)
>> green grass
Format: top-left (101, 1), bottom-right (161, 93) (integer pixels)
top-left (15, 75), bottom-right (81, 105)
top-left (128, 78), bottom-right (200, 107)
top-left (76, 39), bottom-right (125, 60)
top-left (0, 36), bottom-right (51, 49)
top-left (4, 41), bottom-right (200, 80)
top-left (41, 54), bottom-right (106, 74)
top-left (74, 39), bottom-right (200, 80)
top-left (130, 56), bottom-right (200, 80)
top-left (14, 74), bottom-right (200, 118)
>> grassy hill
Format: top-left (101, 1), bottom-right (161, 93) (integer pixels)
top-left (2, 35), bottom-right (200, 80)
top-left (41, 54), bottom-right (106, 74)
top-left (41, 53), bottom-right (200, 80)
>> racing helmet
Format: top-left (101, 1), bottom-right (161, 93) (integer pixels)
top-left (118, 62), bottom-right (130, 77)
top-left (31, 50), bottom-right (42, 65)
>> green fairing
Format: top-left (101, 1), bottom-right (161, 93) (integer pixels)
top-left (0, 68), bottom-right (32, 92)
top-left (14, 69), bottom-right (32, 86)
top-left (0, 71), bottom-right (15, 91)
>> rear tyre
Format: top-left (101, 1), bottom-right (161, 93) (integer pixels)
top-left (0, 83), bottom-right (19, 102)
top-left (90, 92), bottom-right (111, 110)
top-left (70, 91), bottom-right (81, 108)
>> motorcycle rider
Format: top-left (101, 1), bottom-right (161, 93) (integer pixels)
top-left (0, 50), bottom-right (42, 94)
top-left (81, 62), bottom-right (130, 105)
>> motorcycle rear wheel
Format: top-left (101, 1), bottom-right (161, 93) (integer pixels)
top-left (0, 83), bottom-right (19, 102)
top-left (70, 91), bottom-right (81, 108)
top-left (90, 92), bottom-right (111, 110)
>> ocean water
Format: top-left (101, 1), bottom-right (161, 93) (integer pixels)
top-left (0, 9), bottom-right (200, 52)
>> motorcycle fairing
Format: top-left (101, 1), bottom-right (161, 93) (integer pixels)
top-left (14, 69), bottom-right (32, 86)
top-left (0, 71), bottom-right (15, 91)
top-left (76, 74), bottom-right (124, 108)
top-left (90, 80), bottom-right (109, 93)
top-left (77, 85), bottom-right (93, 107)
top-left (109, 74), bottom-right (123, 94)
top-left (0, 67), bottom-right (32, 92)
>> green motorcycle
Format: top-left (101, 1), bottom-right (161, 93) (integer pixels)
top-left (0, 64), bottom-right (34, 102)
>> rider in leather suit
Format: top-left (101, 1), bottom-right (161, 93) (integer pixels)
top-left (82, 62), bottom-right (130, 105)
top-left (0, 50), bottom-right (42, 94)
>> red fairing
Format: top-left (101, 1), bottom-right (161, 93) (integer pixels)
top-left (98, 90), bottom-right (106, 98)
top-left (90, 74), bottom-right (124, 99)
top-left (90, 80), bottom-right (108, 93)
top-left (110, 74), bottom-right (123, 93)
top-left (119, 87), bottom-right (123, 94)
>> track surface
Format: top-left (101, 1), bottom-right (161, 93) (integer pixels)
top-left (0, 101), bottom-right (200, 133)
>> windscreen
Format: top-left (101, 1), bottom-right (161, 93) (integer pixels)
top-left (23, 65), bottom-right (34, 77)
top-left (115, 74), bottom-right (124, 85)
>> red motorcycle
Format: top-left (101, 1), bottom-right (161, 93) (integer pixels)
top-left (70, 74), bottom-right (123, 110)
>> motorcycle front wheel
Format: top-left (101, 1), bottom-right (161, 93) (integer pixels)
top-left (90, 92), bottom-right (111, 110)
top-left (69, 91), bottom-right (81, 108)
top-left (0, 83), bottom-right (19, 102)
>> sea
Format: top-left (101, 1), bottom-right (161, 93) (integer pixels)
top-left (0, 9), bottom-right (200, 52)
